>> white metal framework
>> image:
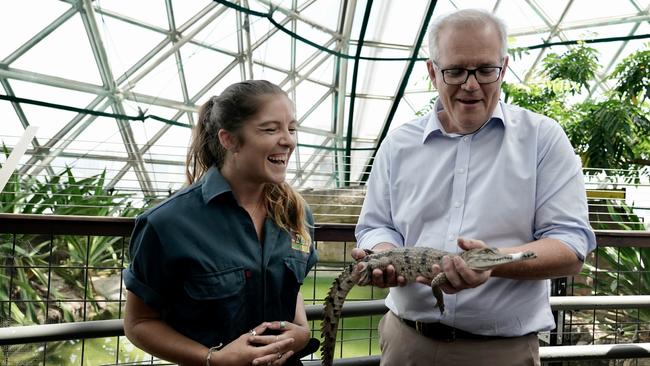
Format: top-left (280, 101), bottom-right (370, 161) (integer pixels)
top-left (1, 0), bottom-right (649, 201)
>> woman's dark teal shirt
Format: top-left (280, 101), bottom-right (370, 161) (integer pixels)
top-left (123, 167), bottom-right (318, 347)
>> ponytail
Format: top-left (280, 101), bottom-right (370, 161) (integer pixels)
top-left (185, 96), bottom-right (224, 184)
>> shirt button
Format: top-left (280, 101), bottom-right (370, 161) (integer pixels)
top-left (454, 201), bottom-right (462, 208)
top-left (245, 270), bottom-right (253, 279)
top-left (457, 168), bottom-right (465, 174)
top-left (462, 136), bottom-right (469, 142)
top-left (448, 234), bottom-right (454, 241)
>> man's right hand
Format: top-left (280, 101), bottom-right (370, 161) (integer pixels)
top-left (351, 243), bottom-right (407, 288)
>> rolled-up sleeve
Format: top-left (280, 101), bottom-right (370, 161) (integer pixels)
top-left (355, 139), bottom-right (404, 250)
top-left (123, 215), bottom-right (168, 310)
top-left (534, 123), bottom-right (597, 260)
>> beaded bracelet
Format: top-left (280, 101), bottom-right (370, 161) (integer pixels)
top-left (205, 343), bottom-right (223, 366)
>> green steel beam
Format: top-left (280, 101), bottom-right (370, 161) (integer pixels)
top-left (360, 0), bottom-right (438, 184)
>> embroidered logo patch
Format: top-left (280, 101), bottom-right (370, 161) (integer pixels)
top-left (291, 233), bottom-right (310, 254)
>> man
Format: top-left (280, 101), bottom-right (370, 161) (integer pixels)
top-left (354, 9), bottom-right (596, 366)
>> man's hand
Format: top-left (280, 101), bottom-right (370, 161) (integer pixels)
top-left (351, 243), bottom-right (408, 288)
top-left (416, 238), bottom-right (492, 293)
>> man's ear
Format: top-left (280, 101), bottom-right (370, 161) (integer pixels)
top-left (218, 129), bottom-right (238, 152)
top-left (426, 60), bottom-right (437, 89)
top-left (500, 55), bottom-right (509, 80)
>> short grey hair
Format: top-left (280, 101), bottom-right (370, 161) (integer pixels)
top-left (427, 9), bottom-right (508, 63)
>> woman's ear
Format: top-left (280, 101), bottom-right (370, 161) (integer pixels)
top-left (218, 129), bottom-right (238, 152)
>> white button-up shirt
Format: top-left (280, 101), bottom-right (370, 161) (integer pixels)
top-left (355, 100), bottom-right (596, 336)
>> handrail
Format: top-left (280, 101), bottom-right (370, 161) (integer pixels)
top-left (301, 343), bottom-right (650, 365)
top-left (0, 319), bottom-right (122, 346)
top-left (1, 213), bottom-right (649, 246)
top-left (3, 213), bottom-right (650, 363)
top-left (4, 296), bottom-right (650, 346)
top-left (0, 213), bottom-right (357, 240)
top-left (540, 343), bottom-right (650, 360)
top-left (303, 356), bottom-right (379, 366)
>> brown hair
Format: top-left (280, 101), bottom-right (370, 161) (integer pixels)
top-left (186, 80), bottom-right (311, 245)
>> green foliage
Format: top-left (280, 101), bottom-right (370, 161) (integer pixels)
top-left (1, 338), bottom-right (155, 365)
top-left (501, 44), bottom-right (650, 176)
top-left (415, 95), bottom-right (437, 117)
top-left (611, 48), bottom-right (650, 104)
top-left (506, 46), bottom-right (530, 61)
top-left (0, 238), bottom-right (52, 324)
top-left (592, 200), bottom-right (646, 231)
top-left (564, 99), bottom-right (650, 171)
top-left (0, 146), bottom-right (31, 213)
top-left (580, 245), bottom-right (650, 341)
top-left (542, 44), bottom-right (599, 94)
top-left (583, 247), bottom-right (650, 342)
top-left (0, 156), bottom-right (142, 327)
top-left (574, 203), bottom-right (648, 341)
top-left (502, 80), bottom-right (578, 124)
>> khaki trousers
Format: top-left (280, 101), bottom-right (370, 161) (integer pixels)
top-left (378, 311), bottom-right (540, 366)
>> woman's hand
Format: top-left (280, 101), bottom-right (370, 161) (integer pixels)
top-left (209, 323), bottom-right (294, 366)
top-left (249, 320), bottom-right (310, 365)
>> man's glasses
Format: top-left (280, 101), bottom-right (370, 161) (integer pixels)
top-left (435, 64), bottom-right (503, 85)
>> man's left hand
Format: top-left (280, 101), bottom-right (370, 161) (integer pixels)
top-left (416, 238), bottom-right (492, 293)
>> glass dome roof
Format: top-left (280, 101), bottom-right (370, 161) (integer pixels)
top-left (1, 0), bottom-right (649, 207)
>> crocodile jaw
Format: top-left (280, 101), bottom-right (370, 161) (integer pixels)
top-left (463, 249), bottom-right (537, 271)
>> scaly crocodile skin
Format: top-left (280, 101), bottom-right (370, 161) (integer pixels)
top-left (319, 247), bottom-right (536, 366)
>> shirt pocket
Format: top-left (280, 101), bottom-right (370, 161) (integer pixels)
top-left (184, 267), bottom-right (245, 300)
top-left (284, 257), bottom-right (308, 284)
top-left (181, 267), bottom-right (247, 344)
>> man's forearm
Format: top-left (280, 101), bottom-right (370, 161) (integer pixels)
top-left (492, 238), bottom-right (583, 279)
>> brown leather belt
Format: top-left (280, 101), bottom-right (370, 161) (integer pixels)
top-left (401, 318), bottom-right (509, 342)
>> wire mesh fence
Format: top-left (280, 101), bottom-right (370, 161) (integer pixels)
top-left (1, 216), bottom-right (650, 365)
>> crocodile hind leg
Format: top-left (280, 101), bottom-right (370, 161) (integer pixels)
top-left (430, 273), bottom-right (447, 314)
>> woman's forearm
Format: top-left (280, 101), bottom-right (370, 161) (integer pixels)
top-left (124, 291), bottom-right (210, 366)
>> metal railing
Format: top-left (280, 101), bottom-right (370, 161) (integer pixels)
top-left (2, 213), bottom-right (650, 365)
top-left (4, 297), bottom-right (650, 364)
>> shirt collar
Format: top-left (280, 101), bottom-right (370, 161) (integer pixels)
top-left (201, 166), bottom-right (233, 203)
top-left (422, 100), bottom-right (505, 143)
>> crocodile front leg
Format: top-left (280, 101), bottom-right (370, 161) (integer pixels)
top-left (430, 272), bottom-right (447, 314)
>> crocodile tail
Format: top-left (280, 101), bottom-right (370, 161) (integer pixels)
top-left (320, 262), bottom-right (360, 366)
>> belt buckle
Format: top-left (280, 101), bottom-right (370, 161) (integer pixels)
top-left (415, 321), bottom-right (423, 333)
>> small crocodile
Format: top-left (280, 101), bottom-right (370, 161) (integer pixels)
top-left (320, 246), bottom-right (536, 366)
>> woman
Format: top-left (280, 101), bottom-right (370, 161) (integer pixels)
top-left (123, 80), bottom-right (318, 366)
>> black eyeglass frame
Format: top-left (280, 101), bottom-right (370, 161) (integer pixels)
top-left (433, 62), bottom-right (504, 85)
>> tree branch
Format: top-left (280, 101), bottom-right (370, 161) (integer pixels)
top-left (630, 158), bottom-right (650, 166)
